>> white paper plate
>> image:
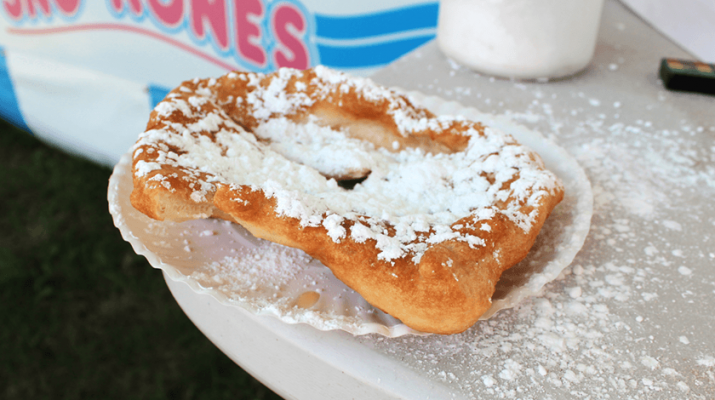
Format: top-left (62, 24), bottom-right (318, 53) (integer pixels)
top-left (108, 92), bottom-right (593, 337)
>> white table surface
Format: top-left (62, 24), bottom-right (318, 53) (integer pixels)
top-left (164, 1), bottom-right (715, 398)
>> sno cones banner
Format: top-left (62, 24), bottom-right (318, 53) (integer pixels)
top-left (0, 0), bottom-right (437, 165)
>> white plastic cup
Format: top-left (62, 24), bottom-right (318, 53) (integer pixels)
top-left (437, 0), bottom-right (606, 80)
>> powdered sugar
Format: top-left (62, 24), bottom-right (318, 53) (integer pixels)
top-left (190, 243), bottom-right (309, 294)
top-left (363, 249), bottom-right (714, 398)
top-left (252, 117), bottom-right (387, 179)
top-left (697, 356), bottom-right (715, 368)
top-left (133, 68), bottom-right (562, 262)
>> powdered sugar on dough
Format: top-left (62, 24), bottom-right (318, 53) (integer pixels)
top-left (134, 67), bottom-right (562, 262)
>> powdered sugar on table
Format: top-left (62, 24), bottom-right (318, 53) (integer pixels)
top-left (370, 26), bottom-right (715, 397)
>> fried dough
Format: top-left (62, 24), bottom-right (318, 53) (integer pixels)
top-left (130, 67), bottom-right (564, 334)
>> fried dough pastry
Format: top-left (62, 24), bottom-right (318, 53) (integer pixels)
top-left (130, 67), bottom-right (564, 334)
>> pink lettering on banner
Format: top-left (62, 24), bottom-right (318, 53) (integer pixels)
top-left (2, 0), bottom-right (81, 20)
top-left (55, 0), bottom-right (81, 15)
top-left (272, 4), bottom-right (308, 69)
top-left (190, 0), bottom-right (229, 51)
top-left (26, 0), bottom-right (51, 18)
top-left (234, 0), bottom-right (265, 67)
top-left (2, 0), bottom-right (23, 20)
top-left (111, 0), bottom-right (142, 16)
top-left (147, 0), bottom-right (183, 27)
top-left (0, 0), bottom-right (314, 72)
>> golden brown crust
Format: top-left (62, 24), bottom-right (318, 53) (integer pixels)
top-left (212, 68), bottom-right (470, 159)
top-left (130, 67), bottom-right (564, 334)
top-left (211, 182), bottom-right (561, 334)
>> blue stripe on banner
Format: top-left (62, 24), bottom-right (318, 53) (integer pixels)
top-left (0, 48), bottom-right (30, 132)
top-left (314, 3), bottom-right (438, 40)
top-left (148, 84), bottom-right (171, 108)
top-left (317, 35), bottom-right (434, 68)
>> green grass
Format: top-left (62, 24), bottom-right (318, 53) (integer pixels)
top-left (0, 120), bottom-right (283, 400)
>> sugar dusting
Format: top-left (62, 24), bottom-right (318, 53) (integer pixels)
top-left (364, 247), bottom-right (714, 398)
top-left (190, 240), bottom-right (309, 294)
top-left (185, 236), bottom-right (385, 332)
top-left (133, 67), bottom-right (562, 263)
